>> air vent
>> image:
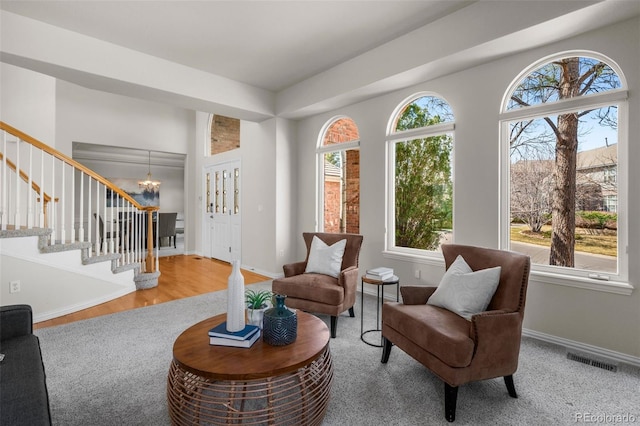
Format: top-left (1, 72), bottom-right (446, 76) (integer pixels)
top-left (567, 352), bottom-right (617, 372)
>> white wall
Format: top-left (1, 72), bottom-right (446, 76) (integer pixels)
top-left (0, 63), bottom-right (56, 145)
top-left (242, 119), bottom-right (278, 274)
top-left (275, 117), bottom-right (298, 269)
top-left (55, 80), bottom-right (194, 156)
top-left (0, 237), bottom-right (135, 321)
top-left (294, 18), bottom-right (640, 359)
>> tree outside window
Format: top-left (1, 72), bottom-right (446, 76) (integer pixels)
top-left (505, 55), bottom-right (623, 274)
top-left (390, 96), bottom-right (454, 252)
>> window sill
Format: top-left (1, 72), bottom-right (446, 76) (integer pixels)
top-left (382, 250), bottom-right (634, 296)
top-left (530, 270), bottom-right (633, 295)
top-left (382, 250), bottom-right (444, 267)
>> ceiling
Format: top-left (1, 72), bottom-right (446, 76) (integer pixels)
top-left (1, 1), bottom-right (639, 121)
top-left (0, 0), bottom-right (470, 92)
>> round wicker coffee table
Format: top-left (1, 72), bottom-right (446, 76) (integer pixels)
top-left (167, 311), bottom-right (332, 425)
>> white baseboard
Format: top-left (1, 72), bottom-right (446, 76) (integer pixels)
top-left (34, 285), bottom-right (136, 323)
top-left (241, 264), bottom-right (281, 280)
top-left (522, 328), bottom-right (640, 368)
top-left (187, 252), bottom-right (280, 279)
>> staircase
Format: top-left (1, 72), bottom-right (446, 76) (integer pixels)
top-left (0, 122), bottom-right (160, 321)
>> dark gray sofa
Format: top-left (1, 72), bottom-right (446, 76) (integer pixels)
top-left (0, 304), bottom-right (52, 425)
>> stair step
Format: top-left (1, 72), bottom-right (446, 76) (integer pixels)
top-left (114, 263), bottom-right (141, 275)
top-left (2, 225), bottom-right (152, 287)
top-left (0, 228), bottom-right (51, 238)
top-left (82, 252), bottom-right (121, 265)
top-left (40, 241), bottom-right (93, 254)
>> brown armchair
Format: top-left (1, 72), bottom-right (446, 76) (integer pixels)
top-left (381, 244), bottom-right (530, 422)
top-left (272, 232), bottom-right (363, 338)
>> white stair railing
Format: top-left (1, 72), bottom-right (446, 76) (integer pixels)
top-left (0, 121), bottom-right (159, 274)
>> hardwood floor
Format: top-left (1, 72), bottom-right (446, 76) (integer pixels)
top-left (34, 255), bottom-right (270, 329)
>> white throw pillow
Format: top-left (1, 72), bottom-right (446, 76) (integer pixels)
top-left (304, 236), bottom-right (347, 278)
top-left (427, 255), bottom-right (501, 320)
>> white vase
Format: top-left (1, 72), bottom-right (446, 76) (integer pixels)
top-left (226, 260), bottom-right (246, 332)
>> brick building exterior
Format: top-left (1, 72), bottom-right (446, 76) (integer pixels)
top-left (322, 118), bottom-right (360, 234)
top-left (323, 161), bottom-right (342, 233)
top-left (211, 115), bottom-right (240, 155)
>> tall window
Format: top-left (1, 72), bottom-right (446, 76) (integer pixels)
top-left (501, 52), bottom-right (627, 282)
top-left (387, 94), bottom-right (454, 255)
top-left (317, 117), bottom-right (360, 233)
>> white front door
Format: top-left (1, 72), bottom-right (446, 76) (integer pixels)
top-left (204, 161), bottom-right (241, 262)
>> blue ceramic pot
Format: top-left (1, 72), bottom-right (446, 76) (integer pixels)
top-left (263, 294), bottom-right (297, 346)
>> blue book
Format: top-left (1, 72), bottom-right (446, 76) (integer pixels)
top-left (208, 322), bottom-right (260, 341)
top-left (210, 330), bottom-right (261, 348)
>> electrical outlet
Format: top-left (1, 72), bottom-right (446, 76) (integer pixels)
top-left (10, 280), bottom-right (21, 293)
top-left (414, 270), bottom-right (421, 279)
top-left (279, 250), bottom-right (284, 257)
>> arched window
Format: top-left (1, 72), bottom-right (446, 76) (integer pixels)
top-left (317, 117), bottom-right (360, 233)
top-left (500, 52), bottom-right (628, 287)
top-left (386, 94), bottom-right (454, 255)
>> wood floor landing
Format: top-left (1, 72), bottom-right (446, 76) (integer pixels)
top-left (35, 255), bottom-right (270, 329)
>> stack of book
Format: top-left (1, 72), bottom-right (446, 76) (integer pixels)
top-left (208, 322), bottom-right (261, 348)
top-left (365, 267), bottom-right (394, 281)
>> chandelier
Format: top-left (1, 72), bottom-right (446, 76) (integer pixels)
top-left (138, 150), bottom-right (161, 191)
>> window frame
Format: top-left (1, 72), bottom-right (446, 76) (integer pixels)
top-left (499, 51), bottom-right (632, 295)
top-left (316, 116), bottom-right (360, 232)
top-left (384, 93), bottom-right (455, 261)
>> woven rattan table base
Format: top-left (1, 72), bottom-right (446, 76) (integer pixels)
top-left (167, 345), bottom-right (333, 425)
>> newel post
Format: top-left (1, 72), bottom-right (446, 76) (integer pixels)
top-left (145, 209), bottom-right (156, 272)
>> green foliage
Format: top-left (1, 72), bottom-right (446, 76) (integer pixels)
top-left (245, 289), bottom-right (272, 309)
top-left (576, 211), bottom-right (617, 230)
top-left (325, 151), bottom-right (342, 168)
top-left (394, 102), bottom-right (453, 250)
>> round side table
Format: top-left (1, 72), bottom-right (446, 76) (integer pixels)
top-left (360, 275), bottom-right (399, 347)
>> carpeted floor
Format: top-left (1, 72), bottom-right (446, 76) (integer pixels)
top-left (35, 281), bottom-right (640, 425)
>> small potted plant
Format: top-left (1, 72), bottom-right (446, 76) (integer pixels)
top-left (245, 289), bottom-right (272, 328)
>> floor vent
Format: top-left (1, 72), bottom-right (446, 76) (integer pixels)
top-left (567, 352), bottom-right (617, 372)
